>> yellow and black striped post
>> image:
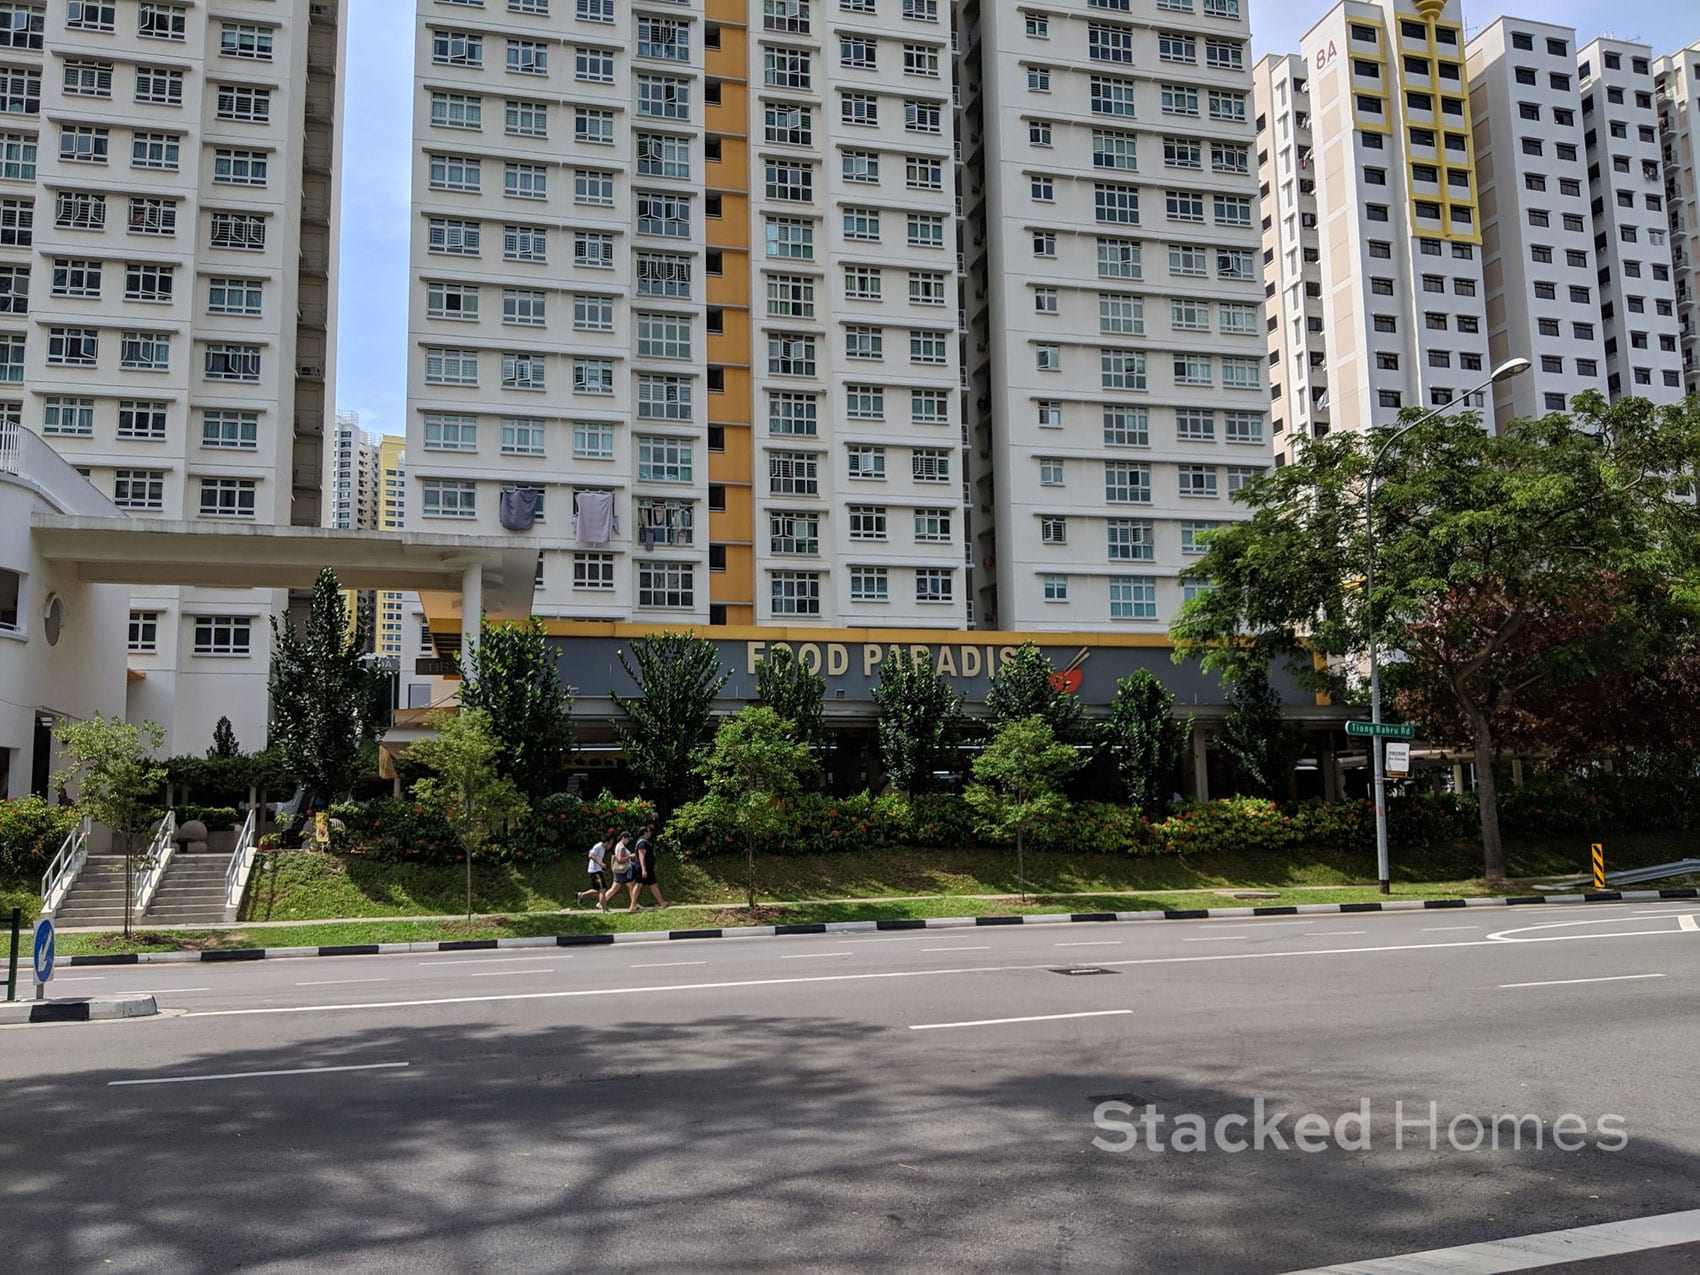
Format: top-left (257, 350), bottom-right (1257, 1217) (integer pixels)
top-left (1591, 843), bottom-right (1606, 890)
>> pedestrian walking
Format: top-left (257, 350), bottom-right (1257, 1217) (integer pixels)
top-left (634, 824), bottom-right (669, 909)
top-left (602, 832), bottom-right (639, 911)
top-left (576, 831), bottom-right (612, 910)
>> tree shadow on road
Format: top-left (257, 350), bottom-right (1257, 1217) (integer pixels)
top-left (2, 1008), bottom-right (1696, 1274)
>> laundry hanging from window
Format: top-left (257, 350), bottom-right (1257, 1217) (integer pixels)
top-left (499, 486), bottom-right (540, 531)
top-left (574, 489), bottom-right (615, 544)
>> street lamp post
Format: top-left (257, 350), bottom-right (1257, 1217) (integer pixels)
top-left (1364, 357), bottom-right (1530, 894)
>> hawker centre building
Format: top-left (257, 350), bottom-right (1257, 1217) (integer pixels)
top-left (5, 433), bottom-right (1349, 802)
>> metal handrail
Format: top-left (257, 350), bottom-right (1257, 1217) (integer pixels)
top-left (39, 817), bottom-right (91, 914)
top-left (132, 810), bottom-right (177, 917)
top-left (223, 807), bottom-right (259, 916)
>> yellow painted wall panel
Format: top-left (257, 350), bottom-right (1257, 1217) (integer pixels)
top-left (706, 196), bottom-right (749, 247)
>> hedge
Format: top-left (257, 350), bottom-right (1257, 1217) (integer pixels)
top-left (0, 798), bottom-right (81, 878)
top-left (336, 791), bottom-right (657, 866)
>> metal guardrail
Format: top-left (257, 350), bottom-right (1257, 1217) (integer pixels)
top-left (223, 808), bottom-right (259, 920)
top-left (132, 811), bottom-right (177, 917)
top-left (39, 817), bottom-right (91, 915)
top-left (1548, 858), bottom-right (1700, 891)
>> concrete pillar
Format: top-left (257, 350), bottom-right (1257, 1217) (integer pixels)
top-left (1451, 761), bottom-right (1466, 795)
top-left (460, 561), bottom-right (483, 665)
top-left (1190, 724), bottom-right (1210, 802)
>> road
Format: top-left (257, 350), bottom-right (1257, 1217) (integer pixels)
top-left (5, 901), bottom-right (1700, 1273)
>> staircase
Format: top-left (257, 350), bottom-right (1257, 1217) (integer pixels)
top-left (141, 853), bottom-right (234, 927)
top-left (52, 856), bottom-right (134, 928)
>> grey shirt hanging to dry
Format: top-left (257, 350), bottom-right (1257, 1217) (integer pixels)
top-left (500, 486), bottom-right (540, 531)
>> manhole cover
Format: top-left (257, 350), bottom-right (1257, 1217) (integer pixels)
top-left (1050, 966), bottom-right (1118, 976)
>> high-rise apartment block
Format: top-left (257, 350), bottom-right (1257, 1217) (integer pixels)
top-left (1256, 0), bottom-right (1492, 465)
top-left (958, 0), bottom-right (1265, 631)
top-left (407, 0), bottom-right (1268, 637)
top-left (1659, 42), bottom-right (1700, 398)
top-left (330, 408), bottom-right (379, 530)
top-left (1260, 3), bottom-right (1697, 463)
top-left (1, 0), bottom-right (343, 750)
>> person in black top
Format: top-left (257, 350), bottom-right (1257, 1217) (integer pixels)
top-left (634, 824), bottom-right (669, 909)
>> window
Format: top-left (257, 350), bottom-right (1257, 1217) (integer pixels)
top-left (60, 126), bottom-right (108, 165)
top-left (113, 468), bottom-right (165, 510)
top-left (562, 420), bottom-right (609, 460)
top-left (507, 100), bottom-right (548, 138)
top-left (0, 3), bottom-right (43, 50)
top-left (1041, 517), bottom-right (1067, 545)
top-left (771, 571), bottom-right (822, 616)
top-left (769, 332), bottom-right (817, 377)
top-left (1165, 189), bottom-right (1202, 223)
top-left (1174, 354), bottom-right (1211, 386)
top-left (1105, 461), bottom-right (1150, 503)
top-left (846, 385), bottom-right (884, 419)
top-left (1098, 238), bottom-right (1142, 280)
top-left (849, 506), bottom-right (886, 541)
top-left (771, 450), bottom-right (821, 493)
top-left (63, 61), bottom-right (111, 98)
top-left (217, 84), bottom-right (271, 123)
top-left (138, 2), bottom-right (186, 40)
top-left (769, 510), bottom-right (819, 556)
top-left (1091, 23), bottom-right (1135, 63)
top-left (425, 346), bottom-right (478, 386)
top-left (212, 150), bottom-right (268, 187)
top-left (1178, 464), bottom-right (1219, 498)
top-left (572, 293), bottom-right (613, 331)
top-left (770, 392), bottom-right (819, 436)
top-left (637, 191), bottom-right (692, 238)
top-left (220, 22), bottom-right (273, 60)
top-left (1222, 357), bottom-right (1260, 391)
top-left (423, 414), bottom-right (479, 454)
top-left (507, 39), bottom-right (547, 74)
top-left (0, 330), bottom-right (19, 378)
top-left (636, 435), bottom-right (693, 484)
top-left (906, 214), bottom-right (943, 247)
top-left (915, 570), bottom-right (952, 603)
top-left (47, 327), bottom-right (97, 365)
top-left (1158, 31), bottom-right (1196, 63)
top-left (765, 159), bottom-right (814, 202)
top-left (574, 553), bottom-right (615, 590)
top-left (637, 252), bottom-right (690, 298)
top-left (905, 155), bottom-right (943, 190)
top-left (0, 64), bottom-right (34, 115)
top-left (845, 325), bottom-right (883, 360)
top-left (193, 616), bottom-right (252, 657)
top-left (843, 149), bottom-right (878, 182)
top-left (128, 611), bottom-right (159, 653)
top-left (573, 358), bottom-right (614, 395)
top-left (501, 351), bottom-right (545, 390)
top-left (1094, 76), bottom-right (1139, 117)
top-left (1028, 65), bottom-right (1051, 92)
top-left (1107, 518), bottom-right (1154, 561)
top-left (1102, 349), bottom-right (1146, 390)
top-left (1103, 405), bottom-right (1148, 447)
top-left (0, 131), bottom-right (34, 179)
top-left (850, 567), bottom-right (888, 602)
top-left (1038, 456), bottom-right (1064, 486)
top-left (428, 217), bottom-right (480, 257)
top-left (1042, 575), bottom-right (1068, 602)
top-left (501, 288), bottom-right (545, 327)
top-left (1097, 183), bottom-right (1141, 224)
top-left (199, 478), bottom-right (256, 519)
top-left (1025, 12), bottom-right (1049, 37)
top-left (68, 0), bottom-right (114, 31)
top-left (766, 217), bottom-right (814, 259)
top-left (52, 259), bottom-right (101, 298)
top-left (1176, 408), bottom-right (1214, 440)
top-left (422, 479), bottom-right (477, 519)
top-left (574, 109), bottom-right (615, 145)
top-left (42, 397), bottom-right (94, 436)
top-left (201, 410), bottom-right (256, 450)
top-left (909, 330), bottom-right (947, 364)
top-left (120, 330), bottom-right (169, 371)
top-left (1109, 577), bottom-right (1157, 620)
top-left (204, 343), bottom-right (259, 382)
top-left (637, 16), bottom-right (690, 61)
top-left (428, 153), bottom-right (480, 193)
top-left (912, 272), bottom-right (948, 307)
top-left (504, 162), bottom-right (546, 200)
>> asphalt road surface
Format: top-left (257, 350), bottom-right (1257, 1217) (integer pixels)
top-left (6, 901), bottom-right (1700, 1273)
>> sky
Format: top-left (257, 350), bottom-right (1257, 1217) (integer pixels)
top-left (332, 0), bottom-right (1698, 440)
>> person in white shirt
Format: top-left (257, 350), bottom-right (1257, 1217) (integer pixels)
top-left (576, 833), bottom-right (612, 911)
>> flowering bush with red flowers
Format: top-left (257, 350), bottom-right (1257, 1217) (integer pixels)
top-left (0, 797), bottom-right (82, 878)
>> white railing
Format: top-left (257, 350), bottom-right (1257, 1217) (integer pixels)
top-left (0, 415), bottom-right (20, 475)
top-left (132, 810), bottom-right (177, 917)
top-left (223, 807), bottom-right (259, 921)
top-left (39, 817), bottom-right (91, 915)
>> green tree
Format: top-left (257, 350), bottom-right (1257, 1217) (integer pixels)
top-left (53, 715), bottom-right (167, 937)
top-left (984, 642), bottom-right (1086, 741)
top-left (1171, 394), bottom-right (1700, 878)
top-left (1218, 667), bottom-right (1298, 799)
top-left (613, 631), bottom-right (730, 819)
top-left (268, 567), bottom-right (385, 806)
top-left (457, 617), bottom-right (575, 798)
top-left (873, 647), bottom-right (962, 795)
top-left (1101, 670), bottom-right (1190, 815)
top-left (682, 706), bottom-right (816, 908)
top-left (964, 716), bottom-right (1079, 901)
top-left (209, 716), bottom-right (241, 760)
top-left (754, 644), bottom-right (825, 742)
top-left (409, 708), bottom-right (529, 920)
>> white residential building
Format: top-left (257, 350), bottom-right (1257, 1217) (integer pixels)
top-left (0, 0), bottom-right (344, 754)
top-left (1578, 37), bottom-right (1685, 402)
top-left (1657, 41), bottom-right (1700, 397)
top-left (960, 0), bottom-right (1268, 630)
top-left (1256, 0), bottom-right (1494, 467)
top-left (1466, 17), bottom-right (1606, 423)
top-left (329, 408), bottom-right (378, 531)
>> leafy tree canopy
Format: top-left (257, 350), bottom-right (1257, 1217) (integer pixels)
top-left (755, 644), bottom-right (826, 742)
top-left (458, 617), bottom-right (575, 798)
top-left (612, 631), bottom-right (730, 817)
top-left (873, 647), bottom-right (962, 795)
top-left (985, 642), bottom-right (1087, 741)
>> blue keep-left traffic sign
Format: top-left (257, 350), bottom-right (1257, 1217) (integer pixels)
top-left (32, 917), bottom-right (54, 985)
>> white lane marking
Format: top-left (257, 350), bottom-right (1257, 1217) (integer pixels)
top-left (909, 1009), bottom-right (1133, 1032)
top-left (629, 960), bottom-right (706, 968)
top-left (1681, 914), bottom-right (1700, 932)
top-left (184, 927), bottom-right (1695, 1020)
top-left (781, 952), bottom-right (852, 959)
top-left (297, 977), bottom-right (391, 987)
top-left (1422, 926), bottom-right (1479, 931)
top-left (467, 968), bottom-right (555, 977)
top-left (109, 1061), bottom-right (410, 1088)
top-left (1500, 973), bottom-right (1666, 989)
top-left (1056, 941), bottom-right (1122, 947)
top-left (924, 945), bottom-right (989, 952)
top-left (1285, 1206), bottom-right (1700, 1274)
top-left (417, 956), bottom-right (572, 967)
top-left (1486, 913), bottom-right (1692, 942)
top-left (52, 975), bottom-right (106, 982)
top-left (1183, 936), bottom-right (1244, 942)
top-left (1305, 931), bottom-right (1366, 937)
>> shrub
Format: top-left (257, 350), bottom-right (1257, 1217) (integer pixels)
top-left (171, 805), bottom-right (240, 831)
top-left (0, 798), bottom-right (81, 878)
top-left (1151, 798), bottom-right (1300, 857)
top-left (336, 790), bottom-right (657, 866)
